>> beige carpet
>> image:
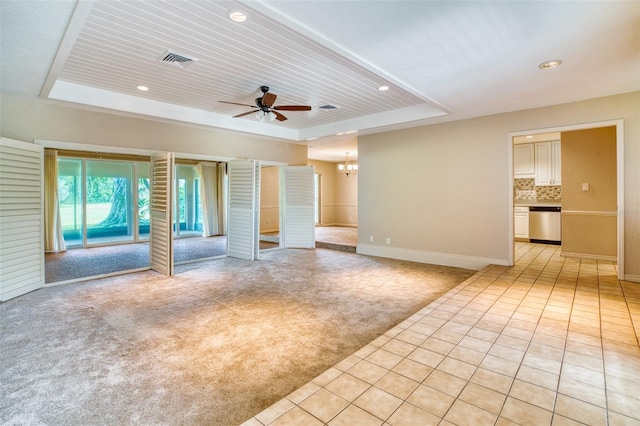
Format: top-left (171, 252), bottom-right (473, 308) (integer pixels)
top-left (1, 248), bottom-right (474, 425)
top-left (45, 236), bottom-right (278, 283)
top-left (315, 226), bottom-right (357, 246)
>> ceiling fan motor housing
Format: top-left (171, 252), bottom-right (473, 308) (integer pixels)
top-left (256, 97), bottom-right (269, 111)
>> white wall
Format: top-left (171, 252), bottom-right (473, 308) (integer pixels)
top-left (358, 91), bottom-right (640, 279)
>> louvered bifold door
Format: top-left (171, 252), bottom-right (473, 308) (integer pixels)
top-left (281, 166), bottom-right (315, 248)
top-left (0, 138), bottom-right (44, 301)
top-left (149, 152), bottom-right (174, 275)
top-left (227, 160), bottom-right (260, 260)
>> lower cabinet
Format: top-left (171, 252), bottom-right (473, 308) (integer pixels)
top-left (514, 206), bottom-right (530, 239)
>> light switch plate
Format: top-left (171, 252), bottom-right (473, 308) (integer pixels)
top-left (582, 183), bottom-right (589, 191)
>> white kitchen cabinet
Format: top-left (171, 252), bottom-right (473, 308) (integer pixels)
top-left (514, 143), bottom-right (535, 178)
top-left (514, 206), bottom-right (530, 239)
top-left (552, 140), bottom-right (561, 184)
top-left (535, 141), bottom-right (561, 186)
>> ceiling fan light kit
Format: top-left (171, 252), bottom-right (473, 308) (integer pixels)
top-left (219, 86), bottom-right (312, 123)
top-left (256, 110), bottom-right (277, 122)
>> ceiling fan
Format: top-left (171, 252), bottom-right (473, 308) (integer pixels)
top-left (219, 86), bottom-right (311, 122)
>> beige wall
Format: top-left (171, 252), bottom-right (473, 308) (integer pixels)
top-left (561, 127), bottom-right (617, 258)
top-left (358, 91), bottom-right (639, 278)
top-left (0, 94), bottom-right (308, 165)
top-left (308, 160), bottom-right (336, 225)
top-left (259, 166), bottom-right (280, 233)
top-left (335, 169), bottom-right (358, 226)
top-left (3, 92), bottom-right (638, 278)
top-left (308, 159), bottom-right (358, 226)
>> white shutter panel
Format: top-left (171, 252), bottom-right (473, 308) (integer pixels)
top-left (0, 138), bottom-right (44, 301)
top-left (227, 160), bottom-right (259, 260)
top-left (149, 153), bottom-right (174, 275)
top-left (253, 161), bottom-right (261, 259)
top-left (282, 166), bottom-right (315, 248)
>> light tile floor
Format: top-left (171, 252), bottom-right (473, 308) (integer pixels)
top-left (243, 243), bottom-right (640, 425)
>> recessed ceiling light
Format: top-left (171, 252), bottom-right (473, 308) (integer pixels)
top-left (378, 85), bottom-right (390, 91)
top-left (539, 59), bottom-right (562, 70)
top-left (228, 10), bottom-right (248, 23)
top-left (307, 137), bottom-right (318, 141)
top-left (137, 85), bottom-right (149, 91)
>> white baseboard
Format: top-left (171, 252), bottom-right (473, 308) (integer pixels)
top-left (356, 244), bottom-right (509, 271)
top-left (623, 274), bottom-right (640, 283)
top-left (560, 251), bottom-right (617, 262)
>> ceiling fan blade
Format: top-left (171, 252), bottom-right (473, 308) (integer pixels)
top-left (272, 111), bottom-right (287, 121)
top-left (273, 105), bottom-right (312, 111)
top-left (262, 92), bottom-right (277, 107)
top-left (233, 110), bottom-right (257, 118)
top-left (219, 101), bottom-right (256, 108)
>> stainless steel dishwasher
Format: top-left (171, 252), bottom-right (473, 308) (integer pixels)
top-left (529, 206), bottom-right (561, 245)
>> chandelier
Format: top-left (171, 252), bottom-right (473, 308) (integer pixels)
top-left (338, 152), bottom-right (358, 177)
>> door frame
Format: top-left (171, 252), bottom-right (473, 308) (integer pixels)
top-left (507, 119), bottom-right (624, 280)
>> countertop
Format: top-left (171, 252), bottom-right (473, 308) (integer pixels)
top-left (514, 199), bottom-right (561, 207)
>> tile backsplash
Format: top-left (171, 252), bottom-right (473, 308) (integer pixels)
top-left (514, 178), bottom-right (561, 200)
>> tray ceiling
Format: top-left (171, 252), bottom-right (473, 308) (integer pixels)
top-left (2, 0), bottom-right (638, 161)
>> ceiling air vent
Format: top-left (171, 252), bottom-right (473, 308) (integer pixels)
top-left (318, 104), bottom-right (339, 110)
top-left (158, 50), bottom-right (198, 68)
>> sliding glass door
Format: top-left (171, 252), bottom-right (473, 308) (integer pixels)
top-left (86, 160), bottom-right (133, 245)
top-left (58, 159), bottom-right (83, 247)
top-left (138, 163), bottom-right (150, 241)
top-left (57, 158), bottom-right (150, 248)
top-left (174, 164), bottom-right (203, 237)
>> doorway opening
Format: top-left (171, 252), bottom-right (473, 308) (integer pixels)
top-left (258, 165), bottom-right (282, 250)
top-left (47, 156), bottom-right (232, 283)
top-left (508, 119), bottom-right (624, 279)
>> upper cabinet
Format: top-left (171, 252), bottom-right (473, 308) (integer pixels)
top-left (552, 140), bottom-right (561, 184)
top-left (514, 143), bottom-right (535, 178)
top-left (535, 140), bottom-right (561, 186)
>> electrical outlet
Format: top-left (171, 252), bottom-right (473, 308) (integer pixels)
top-left (582, 183), bottom-right (590, 191)
top-left (386, 237), bottom-right (391, 245)
top-left (369, 235), bottom-right (374, 242)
